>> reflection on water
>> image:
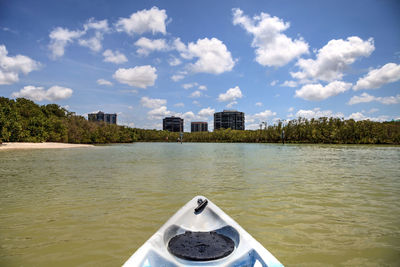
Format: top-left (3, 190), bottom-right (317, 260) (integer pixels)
top-left (0, 143), bottom-right (399, 266)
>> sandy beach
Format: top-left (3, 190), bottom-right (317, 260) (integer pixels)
top-left (0, 142), bottom-right (94, 150)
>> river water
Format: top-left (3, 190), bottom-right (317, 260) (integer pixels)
top-left (0, 143), bottom-right (399, 266)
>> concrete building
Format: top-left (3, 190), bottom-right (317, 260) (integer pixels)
top-left (191, 122), bottom-right (208, 132)
top-left (88, 111), bottom-right (117, 124)
top-left (214, 110), bottom-right (245, 130)
top-left (163, 116), bottom-right (184, 132)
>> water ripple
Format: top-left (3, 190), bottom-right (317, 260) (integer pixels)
top-left (0, 143), bottom-right (399, 266)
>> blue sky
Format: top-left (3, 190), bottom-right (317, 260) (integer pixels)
top-left (1, 0), bottom-right (399, 130)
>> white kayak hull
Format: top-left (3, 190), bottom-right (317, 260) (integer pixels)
top-left (123, 196), bottom-right (284, 267)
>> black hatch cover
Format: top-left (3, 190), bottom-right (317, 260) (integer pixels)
top-left (168, 231), bottom-right (235, 261)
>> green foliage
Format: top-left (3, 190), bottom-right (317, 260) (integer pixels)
top-left (0, 97), bottom-right (399, 144)
top-left (0, 97), bottom-right (137, 144)
top-left (134, 117), bottom-right (399, 144)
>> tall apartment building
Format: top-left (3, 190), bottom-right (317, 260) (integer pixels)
top-left (163, 116), bottom-right (184, 132)
top-left (191, 122), bottom-right (208, 132)
top-left (214, 110), bottom-right (245, 130)
top-left (88, 111), bottom-right (117, 124)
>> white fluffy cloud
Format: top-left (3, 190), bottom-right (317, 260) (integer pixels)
top-left (348, 92), bottom-right (400, 105)
top-left (171, 70), bottom-right (187, 82)
top-left (168, 57), bottom-right (182, 66)
top-left (113, 65), bottom-right (157, 88)
top-left (190, 90), bottom-right (202, 98)
top-left (103, 49), bottom-right (128, 64)
top-left (295, 108), bottom-right (344, 119)
top-left (78, 19), bottom-right (110, 52)
top-left (78, 32), bottom-right (103, 52)
top-left (174, 38), bottom-right (188, 57)
top-left (247, 110), bottom-right (277, 123)
top-left (147, 107), bottom-right (197, 122)
top-left (140, 96), bottom-right (166, 108)
top-left (232, 8), bottom-right (309, 67)
top-left (134, 37), bottom-right (170, 56)
top-left (171, 74), bottom-right (185, 82)
top-left (291, 36), bottom-right (375, 82)
top-left (0, 45), bottom-right (40, 84)
top-left (198, 107), bottom-right (215, 117)
top-left (295, 81), bottom-right (352, 101)
top-left (353, 63), bottom-right (400, 90)
top-left (49, 18), bottom-right (109, 58)
top-left (373, 95), bottom-right (400, 105)
top-left (147, 106), bottom-right (171, 119)
top-left (115, 6), bottom-right (167, 36)
top-left (270, 80), bottom-right (278, 86)
top-left (281, 80), bottom-right (298, 88)
top-left (83, 18), bottom-right (110, 32)
top-left (146, 105), bottom-right (211, 124)
top-left (348, 112), bottom-right (388, 122)
top-left (182, 82), bottom-right (198, 89)
top-left (11, 85), bottom-right (73, 101)
top-left (177, 38), bottom-right (235, 74)
top-left (348, 93), bottom-right (375, 105)
top-left (97, 79), bottom-right (113, 86)
top-left (48, 27), bottom-right (84, 59)
top-left (226, 101), bottom-right (238, 108)
top-left (183, 84), bottom-right (204, 91)
top-left (180, 111), bottom-right (196, 120)
top-left (218, 86), bottom-right (243, 102)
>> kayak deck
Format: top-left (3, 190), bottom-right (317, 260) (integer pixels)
top-left (123, 196), bottom-right (284, 266)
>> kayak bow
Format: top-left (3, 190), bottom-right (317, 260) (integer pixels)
top-left (123, 196), bottom-right (284, 267)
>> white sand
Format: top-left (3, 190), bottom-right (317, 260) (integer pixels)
top-left (0, 142), bottom-right (94, 150)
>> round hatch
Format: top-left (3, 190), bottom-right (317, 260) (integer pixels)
top-left (168, 231), bottom-right (235, 261)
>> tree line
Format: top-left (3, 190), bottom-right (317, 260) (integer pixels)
top-left (0, 97), bottom-right (137, 144)
top-left (1, 97), bottom-right (399, 144)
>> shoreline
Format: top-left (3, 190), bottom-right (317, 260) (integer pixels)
top-left (0, 142), bottom-right (94, 150)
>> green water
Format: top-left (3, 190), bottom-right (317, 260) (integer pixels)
top-left (0, 143), bottom-right (399, 266)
